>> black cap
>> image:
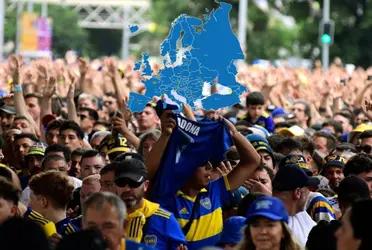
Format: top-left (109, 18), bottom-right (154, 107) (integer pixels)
top-left (114, 158), bottom-right (148, 184)
top-left (0, 105), bottom-right (16, 115)
top-left (273, 164), bottom-right (320, 191)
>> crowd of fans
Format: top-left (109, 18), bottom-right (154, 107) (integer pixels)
top-left (0, 53), bottom-right (371, 250)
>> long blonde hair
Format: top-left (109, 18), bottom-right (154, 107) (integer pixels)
top-left (236, 222), bottom-right (303, 250)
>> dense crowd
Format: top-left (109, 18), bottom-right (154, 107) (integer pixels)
top-left (0, 53), bottom-right (371, 250)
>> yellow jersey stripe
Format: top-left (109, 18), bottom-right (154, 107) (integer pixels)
top-left (223, 175), bottom-right (231, 191)
top-left (177, 207), bottom-right (223, 241)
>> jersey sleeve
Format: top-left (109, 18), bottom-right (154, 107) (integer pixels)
top-left (24, 208), bottom-right (57, 237)
top-left (307, 196), bottom-right (336, 222)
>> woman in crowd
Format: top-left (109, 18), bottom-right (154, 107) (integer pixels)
top-left (237, 195), bottom-right (302, 250)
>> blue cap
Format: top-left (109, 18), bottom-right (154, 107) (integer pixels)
top-left (271, 107), bottom-right (287, 118)
top-left (246, 134), bottom-right (273, 155)
top-left (219, 216), bottom-right (246, 244)
top-left (245, 196), bottom-right (289, 224)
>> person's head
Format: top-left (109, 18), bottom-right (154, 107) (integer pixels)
top-left (321, 154), bottom-right (346, 191)
top-left (80, 174), bottom-right (101, 205)
top-left (247, 134), bottom-right (275, 171)
top-left (82, 192), bottom-right (127, 250)
top-left (312, 131), bottom-right (337, 156)
top-left (24, 93), bottom-right (41, 122)
top-left (90, 131), bottom-right (111, 150)
top-left (189, 161), bottom-right (213, 190)
top-left (100, 163), bottom-right (116, 194)
top-left (70, 148), bottom-right (85, 177)
top-left (0, 105), bottom-right (16, 132)
top-left (78, 93), bottom-right (98, 110)
top-left (13, 133), bottom-right (39, 160)
top-left (114, 158), bottom-right (148, 212)
top-left (354, 109), bottom-right (368, 126)
top-left (357, 130), bottom-right (372, 156)
top-left (273, 164), bottom-right (319, 215)
top-left (45, 120), bottom-right (62, 146)
top-left (56, 229), bottom-right (107, 250)
top-left (335, 199), bottom-right (372, 250)
top-left (0, 177), bottom-right (19, 224)
top-left (276, 137), bottom-right (303, 156)
top-left (245, 92), bottom-right (265, 121)
top-left (344, 154), bottom-right (372, 198)
top-left (239, 196), bottom-right (301, 250)
top-left (337, 176), bottom-right (370, 215)
top-left (306, 220), bottom-right (341, 250)
top-left (100, 134), bottom-right (131, 162)
top-left (45, 144), bottom-right (71, 163)
top-left (59, 120), bottom-right (84, 151)
top-left (25, 144), bottom-right (46, 176)
top-left (217, 216), bottom-right (246, 250)
top-left (248, 165), bottom-right (274, 194)
top-left (41, 155), bottom-right (69, 173)
top-left (80, 150), bottom-right (105, 179)
top-left (334, 111), bottom-right (353, 133)
top-left (13, 116), bottom-right (33, 134)
top-left (136, 105), bottom-right (160, 132)
top-left (29, 171), bottom-right (74, 216)
top-left (292, 100), bottom-right (311, 128)
top-left (79, 107), bottom-right (99, 133)
top-left (322, 120), bottom-right (343, 137)
top-left (0, 217), bottom-right (51, 250)
top-left (138, 129), bottom-right (161, 160)
top-left (103, 93), bottom-right (118, 113)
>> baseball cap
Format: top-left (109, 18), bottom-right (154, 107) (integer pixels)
top-left (114, 158), bottom-right (148, 185)
top-left (279, 154), bottom-right (311, 174)
top-left (246, 134), bottom-right (273, 156)
top-left (0, 105), bottom-right (16, 115)
top-left (323, 154), bottom-right (346, 170)
top-left (273, 164), bottom-right (320, 191)
top-left (245, 196), bottom-right (289, 224)
top-left (26, 144), bottom-right (46, 157)
top-left (99, 134), bottom-right (130, 160)
top-left (277, 125), bottom-right (305, 137)
top-left (218, 216), bottom-right (246, 244)
top-left (271, 107), bottom-right (287, 118)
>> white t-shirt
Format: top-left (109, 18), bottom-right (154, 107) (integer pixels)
top-left (20, 176), bottom-right (82, 206)
top-left (288, 211), bottom-right (316, 247)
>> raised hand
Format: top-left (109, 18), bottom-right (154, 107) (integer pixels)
top-left (160, 110), bottom-right (177, 136)
top-left (8, 55), bottom-right (22, 85)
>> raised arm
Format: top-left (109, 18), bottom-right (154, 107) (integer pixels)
top-left (224, 118), bottom-right (261, 190)
top-left (145, 110), bottom-right (176, 180)
top-left (66, 72), bottom-right (79, 124)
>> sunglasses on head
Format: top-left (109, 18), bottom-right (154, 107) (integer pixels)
top-left (115, 177), bottom-right (143, 188)
top-left (357, 145), bottom-right (372, 154)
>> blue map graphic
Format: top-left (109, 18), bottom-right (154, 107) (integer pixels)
top-left (129, 25), bottom-right (139, 33)
top-left (129, 2), bottom-right (246, 112)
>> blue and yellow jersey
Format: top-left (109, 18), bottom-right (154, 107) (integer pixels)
top-left (306, 192), bottom-right (336, 222)
top-left (56, 217), bottom-right (79, 236)
top-left (174, 176), bottom-right (231, 250)
top-left (127, 199), bottom-right (186, 250)
top-left (23, 208), bottom-right (57, 237)
top-left (123, 239), bottom-right (154, 250)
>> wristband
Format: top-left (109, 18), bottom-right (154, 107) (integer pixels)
top-left (13, 84), bottom-right (23, 93)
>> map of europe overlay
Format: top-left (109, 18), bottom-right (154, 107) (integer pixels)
top-left (128, 2), bottom-right (246, 112)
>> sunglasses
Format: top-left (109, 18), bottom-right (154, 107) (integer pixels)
top-left (357, 145), bottom-right (372, 154)
top-left (115, 177), bottom-right (143, 188)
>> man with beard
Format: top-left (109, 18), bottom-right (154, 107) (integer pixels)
top-left (114, 157), bottom-right (186, 249)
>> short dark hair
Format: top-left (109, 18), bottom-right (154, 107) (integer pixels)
top-left (79, 107), bottom-right (99, 121)
top-left (14, 133), bottom-right (39, 143)
top-left (313, 131), bottom-right (337, 151)
top-left (60, 120), bottom-right (84, 140)
top-left (0, 176), bottom-right (20, 205)
top-left (349, 200), bottom-right (372, 249)
top-left (337, 176), bottom-right (370, 210)
top-left (322, 119), bottom-right (343, 135)
top-left (81, 149), bottom-right (101, 163)
top-left (359, 130), bottom-right (372, 140)
top-left (344, 154), bottom-right (372, 177)
top-left (41, 155), bottom-right (67, 170)
top-left (46, 119), bottom-right (62, 133)
top-left (299, 136), bottom-right (315, 155)
top-left (29, 171), bottom-right (74, 209)
top-left (45, 144), bottom-right (71, 162)
top-left (246, 91), bottom-right (265, 106)
top-left (294, 100), bottom-right (311, 126)
top-left (71, 148), bottom-right (86, 158)
top-left (267, 134), bottom-right (285, 152)
top-left (334, 110), bottom-right (354, 127)
top-left (100, 163), bottom-right (116, 176)
top-left (276, 137), bottom-right (303, 155)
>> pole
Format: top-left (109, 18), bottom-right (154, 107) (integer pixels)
top-left (322, 0), bottom-right (330, 71)
top-left (238, 0), bottom-right (248, 54)
top-left (0, 0), bottom-right (4, 60)
top-left (121, 6), bottom-right (129, 59)
top-left (41, 1), bottom-right (48, 17)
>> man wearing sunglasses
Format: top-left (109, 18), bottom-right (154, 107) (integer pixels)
top-left (358, 130), bottom-right (372, 156)
top-left (114, 157), bottom-right (186, 250)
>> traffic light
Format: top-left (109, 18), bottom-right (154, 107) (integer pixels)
top-left (319, 21), bottom-right (334, 45)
